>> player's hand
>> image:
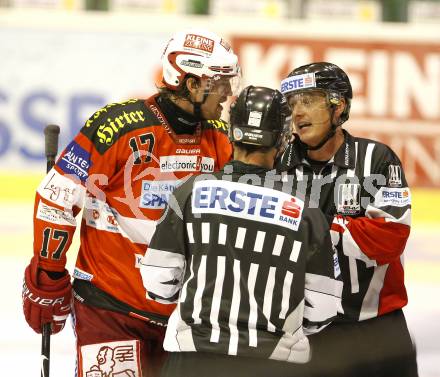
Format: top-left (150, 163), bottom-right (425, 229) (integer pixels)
top-left (22, 257), bottom-right (72, 334)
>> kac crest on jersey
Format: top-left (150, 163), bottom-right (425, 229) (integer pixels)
top-left (388, 165), bottom-right (402, 187)
top-left (337, 183), bottom-right (361, 215)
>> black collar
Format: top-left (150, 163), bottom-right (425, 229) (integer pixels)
top-left (156, 95), bottom-right (200, 135)
top-left (332, 130), bottom-right (356, 169)
top-left (224, 160), bottom-right (272, 175)
top-left (281, 129), bottom-right (356, 170)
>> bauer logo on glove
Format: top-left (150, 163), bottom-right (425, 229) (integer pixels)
top-left (22, 257), bottom-right (72, 334)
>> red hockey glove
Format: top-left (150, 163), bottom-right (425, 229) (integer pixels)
top-left (22, 257), bottom-right (72, 334)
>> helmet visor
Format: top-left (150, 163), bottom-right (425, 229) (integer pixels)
top-left (287, 90), bottom-right (329, 111)
top-left (203, 71), bottom-right (242, 97)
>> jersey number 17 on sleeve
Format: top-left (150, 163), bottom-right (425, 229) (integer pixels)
top-left (40, 228), bottom-right (70, 260)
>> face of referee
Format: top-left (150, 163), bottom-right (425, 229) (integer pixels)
top-left (288, 90), bottom-right (346, 148)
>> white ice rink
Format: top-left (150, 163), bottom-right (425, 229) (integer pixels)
top-left (1, 202), bottom-right (439, 376)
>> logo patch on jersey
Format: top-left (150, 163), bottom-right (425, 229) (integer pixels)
top-left (192, 180), bottom-right (304, 231)
top-left (38, 170), bottom-right (81, 207)
top-left (84, 197), bottom-right (120, 233)
top-left (176, 148), bottom-right (201, 154)
top-left (160, 155), bottom-right (214, 173)
top-left (58, 141), bottom-right (91, 182)
top-left (375, 187), bottom-right (411, 207)
top-left (73, 267), bottom-right (94, 281)
top-left (140, 180), bottom-right (182, 209)
top-left (81, 340), bottom-right (141, 377)
top-left (388, 165), bottom-right (402, 187)
top-left (96, 111), bottom-right (146, 146)
top-left (333, 250), bottom-right (341, 278)
top-left (36, 201), bottom-right (76, 226)
top-left (337, 183), bottom-right (361, 215)
top-left (135, 254), bottom-right (144, 268)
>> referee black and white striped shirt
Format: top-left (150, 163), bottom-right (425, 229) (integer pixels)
top-left (278, 129), bottom-right (411, 321)
top-left (141, 161), bottom-right (342, 363)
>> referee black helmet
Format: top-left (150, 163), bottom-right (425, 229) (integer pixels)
top-left (281, 62), bottom-right (352, 125)
top-left (229, 86), bottom-right (292, 148)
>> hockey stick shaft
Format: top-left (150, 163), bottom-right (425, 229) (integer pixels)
top-left (41, 124), bottom-right (60, 377)
top-left (41, 323), bottom-right (51, 377)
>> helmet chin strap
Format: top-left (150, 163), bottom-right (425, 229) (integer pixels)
top-left (306, 126), bottom-right (336, 151)
top-left (305, 106), bottom-right (339, 151)
top-left (190, 79), bottom-right (212, 120)
top-left (192, 101), bottom-right (203, 120)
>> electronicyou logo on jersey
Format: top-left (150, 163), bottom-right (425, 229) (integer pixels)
top-left (192, 179), bottom-right (304, 231)
top-left (160, 155), bottom-right (215, 173)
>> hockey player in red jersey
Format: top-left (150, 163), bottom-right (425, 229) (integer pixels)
top-left (22, 29), bottom-right (240, 377)
top-left (278, 62), bottom-right (418, 377)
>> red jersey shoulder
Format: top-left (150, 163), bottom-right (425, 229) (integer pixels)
top-left (81, 99), bottom-right (161, 155)
top-left (204, 119), bottom-right (229, 135)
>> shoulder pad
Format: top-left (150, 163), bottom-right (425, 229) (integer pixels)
top-left (204, 119), bottom-right (229, 135)
top-left (81, 99), bottom-right (152, 154)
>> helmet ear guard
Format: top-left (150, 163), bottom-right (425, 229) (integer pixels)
top-left (162, 51), bottom-right (189, 90)
top-left (327, 91), bottom-right (342, 105)
top-left (325, 90), bottom-right (350, 126)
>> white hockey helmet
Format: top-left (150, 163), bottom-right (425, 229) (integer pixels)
top-left (161, 29), bottom-right (241, 94)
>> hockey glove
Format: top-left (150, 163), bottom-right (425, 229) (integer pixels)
top-left (22, 257), bottom-right (72, 334)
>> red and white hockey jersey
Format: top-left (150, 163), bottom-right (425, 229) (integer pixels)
top-left (33, 95), bottom-right (232, 318)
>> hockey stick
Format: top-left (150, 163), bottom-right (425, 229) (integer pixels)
top-left (41, 124), bottom-right (60, 377)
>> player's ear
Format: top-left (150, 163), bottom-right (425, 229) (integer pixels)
top-left (334, 97), bottom-right (346, 119)
top-left (186, 77), bottom-right (200, 94)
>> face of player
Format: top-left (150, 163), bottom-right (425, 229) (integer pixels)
top-left (288, 90), bottom-right (333, 147)
top-left (197, 77), bottom-right (234, 120)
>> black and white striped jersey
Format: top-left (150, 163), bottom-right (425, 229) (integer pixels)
top-left (140, 161), bottom-right (342, 363)
top-left (278, 130), bottom-right (411, 322)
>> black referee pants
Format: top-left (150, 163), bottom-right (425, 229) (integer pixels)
top-left (161, 310), bottom-right (418, 377)
top-left (160, 350), bottom-right (314, 377)
top-left (306, 309), bottom-right (418, 377)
